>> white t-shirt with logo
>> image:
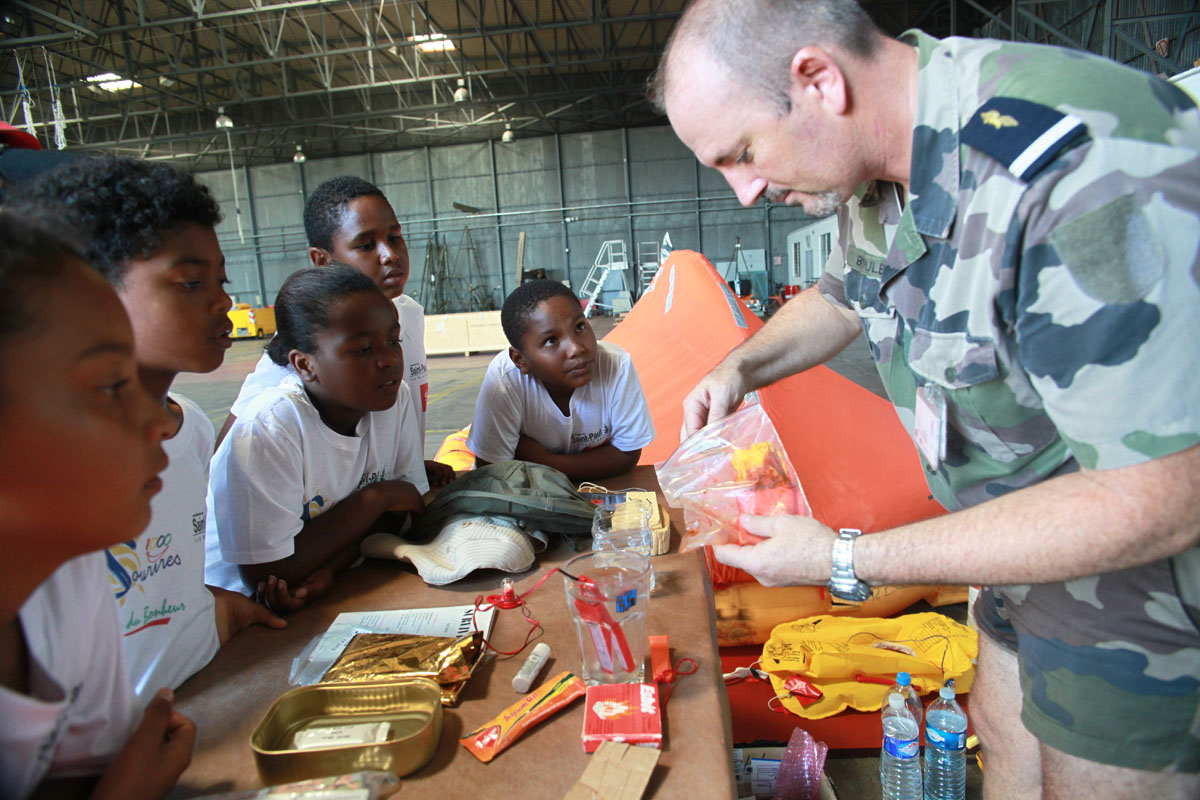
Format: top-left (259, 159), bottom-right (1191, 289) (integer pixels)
top-left (229, 294), bottom-right (429, 444)
top-left (206, 374), bottom-right (429, 592)
top-left (106, 394), bottom-right (219, 700)
top-left (1, 553), bottom-right (140, 798)
top-left (467, 341), bottom-right (655, 463)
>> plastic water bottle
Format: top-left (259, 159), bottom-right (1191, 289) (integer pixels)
top-left (887, 671), bottom-right (924, 730)
top-left (880, 693), bottom-right (922, 800)
top-left (923, 686), bottom-right (968, 800)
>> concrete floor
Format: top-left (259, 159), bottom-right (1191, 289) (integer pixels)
top-left (178, 311), bottom-right (981, 799)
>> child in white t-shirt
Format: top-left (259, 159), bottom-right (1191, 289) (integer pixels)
top-left (468, 279), bottom-right (655, 480)
top-left (219, 176), bottom-right (452, 488)
top-left (21, 156), bottom-right (284, 702)
top-left (206, 266), bottom-right (429, 610)
top-left (0, 214), bottom-right (191, 799)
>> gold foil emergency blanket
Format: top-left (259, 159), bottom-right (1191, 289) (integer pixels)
top-left (320, 631), bottom-right (483, 705)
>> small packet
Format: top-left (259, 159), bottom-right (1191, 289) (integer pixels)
top-left (460, 671), bottom-right (586, 763)
top-left (292, 721), bottom-right (392, 751)
top-left (581, 683), bottom-right (662, 753)
top-left (189, 770), bottom-right (399, 799)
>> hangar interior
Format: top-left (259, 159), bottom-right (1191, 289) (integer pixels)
top-left (4, 0), bottom-right (1198, 309)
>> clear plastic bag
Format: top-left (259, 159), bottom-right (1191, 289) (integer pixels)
top-left (656, 402), bottom-right (810, 552)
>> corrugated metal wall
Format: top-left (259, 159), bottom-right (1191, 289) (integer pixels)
top-left (972, 0), bottom-right (1198, 77)
top-left (199, 124), bottom-right (815, 310)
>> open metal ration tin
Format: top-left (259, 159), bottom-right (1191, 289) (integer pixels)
top-left (251, 677), bottom-right (443, 785)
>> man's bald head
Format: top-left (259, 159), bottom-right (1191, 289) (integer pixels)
top-left (649, 0), bottom-right (881, 115)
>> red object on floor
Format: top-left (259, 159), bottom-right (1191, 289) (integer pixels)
top-left (721, 646), bottom-right (971, 750)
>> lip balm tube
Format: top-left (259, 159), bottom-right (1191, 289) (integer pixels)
top-left (512, 642), bottom-right (552, 692)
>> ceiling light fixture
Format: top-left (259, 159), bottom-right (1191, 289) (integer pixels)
top-left (453, 78), bottom-right (469, 103)
top-left (86, 72), bottom-right (142, 92)
top-left (407, 32), bottom-right (455, 53)
top-left (293, 145), bottom-right (306, 164)
top-left (215, 107), bottom-right (233, 130)
top-left (501, 123), bottom-right (514, 143)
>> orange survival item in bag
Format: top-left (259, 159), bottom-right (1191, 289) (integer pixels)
top-left (460, 671), bottom-right (586, 763)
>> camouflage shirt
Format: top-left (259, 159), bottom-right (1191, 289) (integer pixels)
top-left (817, 32), bottom-right (1200, 768)
top-left (819, 30), bottom-right (1200, 511)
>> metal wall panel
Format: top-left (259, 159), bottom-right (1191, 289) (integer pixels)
top-left (203, 124), bottom-right (821, 308)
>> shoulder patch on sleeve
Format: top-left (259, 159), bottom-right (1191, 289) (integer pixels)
top-left (961, 97), bottom-right (1087, 182)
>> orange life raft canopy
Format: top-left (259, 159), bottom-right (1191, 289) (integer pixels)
top-left (605, 250), bottom-right (955, 643)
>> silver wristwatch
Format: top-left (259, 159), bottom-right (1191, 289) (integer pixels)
top-left (828, 528), bottom-right (871, 602)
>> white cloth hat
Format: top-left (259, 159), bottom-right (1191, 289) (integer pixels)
top-left (362, 514), bottom-right (547, 585)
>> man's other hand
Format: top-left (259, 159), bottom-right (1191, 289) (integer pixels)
top-left (710, 514), bottom-right (838, 587)
top-left (681, 364), bottom-right (746, 438)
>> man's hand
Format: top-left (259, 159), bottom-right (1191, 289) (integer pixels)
top-left (710, 514), bottom-right (839, 587)
top-left (424, 459), bottom-right (455, 489)
top-left (255, 568), bottom-right (334, 614)
top-left (209, 585), bottom-right (286, 644)
top-left (682, 363), bottom-right (747, 438)
top-left (89, 688), bottom-right (195, 800)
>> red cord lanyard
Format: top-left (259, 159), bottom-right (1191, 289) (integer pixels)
top-left (473, 568), bottom-right (562, 656)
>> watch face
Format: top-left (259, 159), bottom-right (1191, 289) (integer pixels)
top-left (829, 580), bottom-right (871, 602)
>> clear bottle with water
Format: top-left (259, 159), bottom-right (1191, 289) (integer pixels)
top-left (923, 686), bottom-right (968, 800)
top-left (887, 671), bottom-right (924, 730)
top-left (880, 693), bottom-right (923, 800)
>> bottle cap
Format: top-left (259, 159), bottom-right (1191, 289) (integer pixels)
top-left (896, 671), bottom-right (911, 686)
top-left (940, 686), bottom-right (956, 700)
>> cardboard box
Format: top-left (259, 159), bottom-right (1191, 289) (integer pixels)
top-left (581, 683), bottom-right (662, 753)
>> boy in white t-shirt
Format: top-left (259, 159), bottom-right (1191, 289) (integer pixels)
top-left (468, 279), bottom-right (655, 480)
top-left (206, 267), bottom-right (429, 608)
top-left (20, 157), bottom-right (284, 703)
top-left (220, 176), bottom-right (453, 488)
top-left (0, 215), bottom-right (189, 799)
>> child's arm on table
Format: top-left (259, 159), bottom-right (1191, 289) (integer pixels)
top-left (208, 585), bottom-right (286, 643)
top-left (237, 479), bottom-right (425, 593)
top-left (514, 435), bottom-right (640, 481)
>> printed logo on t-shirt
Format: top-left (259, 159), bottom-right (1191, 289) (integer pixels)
top-left (356, 469), bottom-right (388, 491)
top-left (409, 362), bottom-right (428, 382)
top-left (106, 535), bottom-right (184, 602)
top-left (106, 534), bottom-right (188, 636)
top-left (192, 511), bottom-right (206, 543)
top-left (571, 423), bottom-right (613, 451)
top-left (303, 494), bottom-right (327, 522)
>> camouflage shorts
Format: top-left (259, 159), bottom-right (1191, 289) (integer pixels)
top-left (977, 547), bottom-right (1200, 772)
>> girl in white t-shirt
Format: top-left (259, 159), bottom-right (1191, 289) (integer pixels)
top-left (0, 215), bottom-right (191, 799)
top-left (206, 266), bottom-right (429, 612)
top-left (218, 176), bottom-right (452, 489)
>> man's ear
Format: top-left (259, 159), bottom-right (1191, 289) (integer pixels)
top-left (290, 349), bottom-right (318, 382)
top-left (789, 46), bottom-right (848, 116)
top-left (309, 246), bottom-right (333, 267)
top-left (509, 345), bottom-right (531, 376)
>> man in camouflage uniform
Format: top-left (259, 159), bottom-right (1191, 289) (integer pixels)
top-left (653, 0), bottom-right (1200, 797)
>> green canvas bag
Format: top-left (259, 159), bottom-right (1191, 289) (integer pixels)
top-left (410, 460), bottom-right (596, 542)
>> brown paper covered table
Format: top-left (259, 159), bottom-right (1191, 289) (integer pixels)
top-left (170, 466), bottom-right (736, 799)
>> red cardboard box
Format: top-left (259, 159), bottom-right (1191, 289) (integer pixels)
top-left (581, 683), bottom-right (663, 753)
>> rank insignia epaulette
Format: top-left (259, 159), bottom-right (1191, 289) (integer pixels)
top-left (961, 97), bottom-right (1087, 182)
